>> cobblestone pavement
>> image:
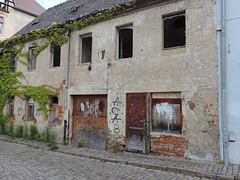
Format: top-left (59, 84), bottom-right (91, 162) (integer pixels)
top-left (0, 140), bottom-right (210, 180)
top-left (0, 135), bottom-right (239, 180)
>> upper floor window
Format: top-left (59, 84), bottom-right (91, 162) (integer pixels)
top-left (29, 47), bottom-right (36, 70)
top-left (0, 17), bottom-right (3, 34)
top-left (81, 34), bottom-right (92, 63)
top-left (118, 25), bottom-right (133, 59)
top-left (52, 43), bottom-right (61, 67)
top-left (163, 13), bottom-right (186, 49)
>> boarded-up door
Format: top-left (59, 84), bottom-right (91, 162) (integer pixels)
top-left (126, 93), bottom-right (147, 153)
top-left (73, 95), bottom-right (107, 150)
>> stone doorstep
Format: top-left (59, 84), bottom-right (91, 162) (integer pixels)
top-left (0, 137), bottom-right (238, 180)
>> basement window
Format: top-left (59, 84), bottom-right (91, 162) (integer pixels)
top-left (81, 35), bottom-right (92, 63)
top-left (163, 13), bottom-right (186, 49)
top-left (118, 26), bottom-right (133, 59)
top-left (52, 43), bottom-right (61, 67)
top-left (29, 47), bottom-right (36, 70)
top-left (49, 96), bottom-right (59, 124)
top-left (152, 93), bottom-right (182, 134)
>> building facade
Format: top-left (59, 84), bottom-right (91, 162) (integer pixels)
top-left (0, 0), bottom-right (45, 41)
top-left (4, 0), bottom-right (223, 162)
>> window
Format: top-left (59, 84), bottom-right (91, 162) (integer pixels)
top-left (152, 93), bottom-right (182, 134)
top-left (27, 99), bottom-right (34, 121)
top-left (118, 26), bottom-right (133, 59)
top-left (29, 47), bottom-right (36, 70)
top-left (163, 13), bottom-right (185, 49)
top-left (9, 97), bottom-right (14, 119)
top-left (52, 43), bottom-right (61, 67)
top-left (81, 35), bottom-right (92, 63)
top-left (0, 17), bottom-right (3, 34)
top-left (49, 96), bottom-right (59, 124)
top-left (12, 59), bottom-right (17, 73)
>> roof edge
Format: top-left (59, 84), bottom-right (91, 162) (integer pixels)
top-left (12, 6), bottom-right (39, 17)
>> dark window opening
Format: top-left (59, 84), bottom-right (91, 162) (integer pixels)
top-left (119, 28), bottom-right (133, 59)
top-left (152, 98), bottom-right (182, 134)
top-left (99, 101), bottom-right (104, 113)
top-left (28, 103), bottom-right (34, 121)
top-left (12, 59), bottom-right (16, 73)
top-left (29, 48), bottom-right (36, 70)
top-left (53, 44), bottom-right (61, 67)
top-left (9, 97), bottom-right (14, 119)
top-left (81, 36), bottom-right (92, 63)
top-left (163, 13), bottom-right (185, 48)
top-left (49, 96), bottom-right (59, 124)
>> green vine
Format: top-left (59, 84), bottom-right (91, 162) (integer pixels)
top-left (0, 2), bottom-right (136, 123)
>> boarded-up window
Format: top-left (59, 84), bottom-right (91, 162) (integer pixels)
top-left (118, 26), bottom-right (133, 59)
top-left (163, 13), bottom-right (185, 48)
top-left (52, 44), bottom-right (61, 67)
top-left (29, 47), bottom-right (36, 70)
top-left (49, 96), bottom-right (59, 124)
top-left (152, 94), bottom-right (182, 134)
top-left (81, 35), bottom-right (92, 63)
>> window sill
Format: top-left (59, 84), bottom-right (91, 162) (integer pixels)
top-left (78, 62), bottom-right (92, 66)
top-left (150, 132), bottom-right (183, 138)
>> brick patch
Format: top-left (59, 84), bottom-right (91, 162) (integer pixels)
top-left (150, 135), bottom-right (186, 157)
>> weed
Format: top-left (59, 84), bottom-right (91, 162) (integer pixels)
top-left (46, 142), bottom-right (53, 147)
top-left (0, 120), bottom-right (7, 135)
top-left (29, 124), bottom-right (38, 140)
top-left (15, 125), bottom-right (24, 138)
top-left (77, 137), bottom-right (85, 147)
top-left (49, 131), bottom-right (56, 144)
top-left (219, 160), bottom-right (225, 165)
top-left (8, 123), bottom-right (14, 137)
top-left (34, 133), bottom-right (41, 141)
top-left (50, 144), bottom-right (59, 151)
top-left (23, 133), bottom-right (28, 139)
top-left (63, 141), bottom-right (67, 145)
top-left (41, 127), bottom-right (50, 142)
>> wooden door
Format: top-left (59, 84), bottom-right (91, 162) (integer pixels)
top-left (126, 93), bottom-right (147, 153)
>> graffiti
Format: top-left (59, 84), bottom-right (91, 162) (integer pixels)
top-left (114, 124), bottom-right (120, 134)
top-left (110, 97), bottom-right (124, 135)
top-left (112, 97), bottom-right (122, 106)
top-left (111, 107), bottom-right (121, 123)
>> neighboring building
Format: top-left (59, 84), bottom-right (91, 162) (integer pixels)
top-left (0, 0), bottom-right (45, 40)
top-left (5, 0), bottom-right (235, 163)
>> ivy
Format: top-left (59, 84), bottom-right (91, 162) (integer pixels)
top-left (0, 2), bottom-right (136, 122)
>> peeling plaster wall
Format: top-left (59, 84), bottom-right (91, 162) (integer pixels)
top-left (4, 0), bottom-right (219, 159)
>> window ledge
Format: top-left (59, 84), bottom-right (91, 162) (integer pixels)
top-left (150, 132), bottom-right (183, 138)
top-left (163, 45), bottom-right (186, 50)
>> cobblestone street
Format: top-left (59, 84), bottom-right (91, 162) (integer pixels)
top-left (0, 140), bottom-right (210, 180)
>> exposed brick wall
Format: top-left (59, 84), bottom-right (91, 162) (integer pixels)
top-left (151, 135), bottom-right (186, 157)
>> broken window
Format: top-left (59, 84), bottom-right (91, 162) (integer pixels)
top-left (118, 26), bottom-right (133, 59)
top-left (0, 17), bottom-right (3, 34)
top-left (163, 13), bottom-right (185, 49)
top-left (27, 99), bottom-right (34, 121)
top-left (81, 35), bottom-right (92, 63)
top-left (29, 47), bottom-right (36, 70)
top-left (49, 96), bottom-right (59, 124)
top-left (152, 94), bottom-right (182, 134)
top-left (9, 97), bottom-right (14, 119)
top-left (52, 43), bottom-right (61, 67)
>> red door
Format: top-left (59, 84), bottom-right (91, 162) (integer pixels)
top-left (126, 93), bottom-right (148, 153)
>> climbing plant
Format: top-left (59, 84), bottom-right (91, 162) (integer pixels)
top-left (0, 2), bottom-right (136, 122)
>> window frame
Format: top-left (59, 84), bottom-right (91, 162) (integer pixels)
top-left (117, 24), bottom-right (133, 59)
top-left (80, 33), bottom-right (92, 64)
top-left (162, 11), bottom-right (186, 49)
top-left (49, 96), bottom-right (59, 124)
top-left (151, 93), bottom-right (182, 135)
top-left (9, 97), bottom-right (14, 120)
top-left (0, 17), bottom-right (3, 34)
top-left (29, 47), bottom-right (37, 70)
top-left (27, 102), bottom-right (34, 121)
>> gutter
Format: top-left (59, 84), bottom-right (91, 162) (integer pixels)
top-left (217, 0), bottom-right (228, 164)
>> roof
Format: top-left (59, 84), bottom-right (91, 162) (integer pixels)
top-left (15, 0), bottom-right (169, 36)
top-left (14, 0), bottom-right (45, 16)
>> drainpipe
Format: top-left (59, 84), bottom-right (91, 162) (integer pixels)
top-left (64, 30), bottom-right (71, 142)
top-left (217, 0), bottom-right (228, 164)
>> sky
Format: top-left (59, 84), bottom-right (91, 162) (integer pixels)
top-left (35, 0), bottom-right (67, 9)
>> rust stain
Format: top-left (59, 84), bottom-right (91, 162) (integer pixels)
top-left (188, 101), bottom-right (195, 110)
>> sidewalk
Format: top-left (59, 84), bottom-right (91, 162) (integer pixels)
top-left (0, 135), bottom-right (239, 180)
